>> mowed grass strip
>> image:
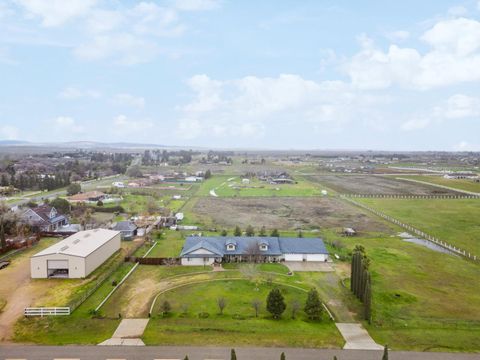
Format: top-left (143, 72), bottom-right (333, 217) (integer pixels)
top-left (356, 198), bottom-right (480, 255)
top-left (144, 279), bottom-right (342, 348)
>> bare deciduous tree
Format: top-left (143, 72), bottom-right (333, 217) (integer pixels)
top-left (291, 299), bottom-right (301, 319)
top-left (251, 298), bottom-right (261, 317)
top-left (217, 297), bottom-right (227, 315)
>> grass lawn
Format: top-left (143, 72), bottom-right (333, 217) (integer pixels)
top-left (335, 232), bottom-right (480, 352)
top-left (398, 175), bottom-right (480, 193)
top-left (356, 198), bottom-right (480, 256)
top-left (120, 193), bottom-right (160, 215)
top-left (222, 262), bottom-right (291, 275)
top-left (197, 175), bottom-right (323, 197)
top-left (144, 279), bottom-right (342, 348)
top-left (146, 231), bottom-right (185, 258)
top-left (14, 316), bottom-right (119, 345)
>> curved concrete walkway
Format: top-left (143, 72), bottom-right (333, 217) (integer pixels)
top-left (98, 318), bottom-right (149, 346)
top-left (336, 323), bottom-right (383, 350)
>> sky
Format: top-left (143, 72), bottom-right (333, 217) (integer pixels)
top-left (0, 0), bottom-right (480, 151)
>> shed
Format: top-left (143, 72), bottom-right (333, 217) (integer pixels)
top-left (30, 229), bottom-right (121, 279)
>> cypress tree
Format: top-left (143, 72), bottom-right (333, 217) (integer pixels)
top-left (304, 288), bottom-right (323, 320)
top-left (382, 345), bottom-right (388, 360)
top-left (266, 288), bottom-right (286, 319)
top-left (350, 251), bottom-right (357, 292)
top-left (280, 352), bottom-right (286, 360)
top-left (355, 253), bottom-right (363, 298)
top-left (231, 348), bottom-right (237, 360)
top-left (364, 272), bottom-right (372, 323)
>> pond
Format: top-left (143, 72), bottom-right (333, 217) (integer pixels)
top-left (400, 234), bottom-right (458, 256)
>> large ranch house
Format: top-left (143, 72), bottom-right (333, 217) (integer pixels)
top-left (180, 236), bottom-right (329, 266)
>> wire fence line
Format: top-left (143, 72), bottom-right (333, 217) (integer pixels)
top-left (340, 195), bottom-right (478, 263)
top-left (341, 193), bottom-right (479, 199)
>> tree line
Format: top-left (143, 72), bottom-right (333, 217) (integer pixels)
top-left (350, 245), bottom-right (372, 323)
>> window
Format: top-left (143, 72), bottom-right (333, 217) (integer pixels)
top-left (227, 244), bottom-right (236, 251)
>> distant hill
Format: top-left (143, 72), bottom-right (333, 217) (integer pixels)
top-left (0, 140), bottom-right (172, 149)
top-left (0, 140), bottom-right (30, 145)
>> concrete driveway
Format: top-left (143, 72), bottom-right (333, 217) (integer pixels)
top-left (284, 261), bottom-right (334, 272)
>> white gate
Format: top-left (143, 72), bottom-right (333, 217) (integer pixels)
top-left (24, 307), bottom-right (70, 316)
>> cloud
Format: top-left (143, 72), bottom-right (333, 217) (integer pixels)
top-left (453, 141), bottom-right (480, 151)
top-left (176, 73), bottom-right (390, 140)
top-left (74, 33), bottom-right (159, 65)
top-left (59, 87), bottom-right (101, 99)
top-left (113, 93), bottom-right (146, 108)
top-left (401, 117), bottom-right (431, 131)
top-left (74, 2), bottom-right (186, 64)
top-left (52, 116), bottom-right (84, 133)
top-left (442, 94), bottom-right (480, 119)
top-left (86, 9), bottom-right (124, 34)
top-left (421, 17), bottom-right (480, 56)
top-left (402, 94), bottom-right (480, 131)
top-left (113, 114), bottom-right (153, 133)
top-left (345, 17), bottom-right (480, 90)
top-left (15, 0), bottom-right (97, 27)
top-left (0, 125), bottom-right (19, 140)
top-left (173, 0), bottom-right (220, 11)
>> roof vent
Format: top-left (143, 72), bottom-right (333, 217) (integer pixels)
top-left (73, 239), bottom-right (80, 244)
top-left (83, 233), bottom-right (91, 238)
top-left (60, 245), bottom-right (69, 251)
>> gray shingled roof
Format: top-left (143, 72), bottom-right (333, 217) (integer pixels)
top-left (180, 236), bottom-right (328, 257)
top-left (112, 221), bottom-right (137, 231)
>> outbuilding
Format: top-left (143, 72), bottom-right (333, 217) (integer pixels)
top-left (30, 229), bottom-right (121, 279)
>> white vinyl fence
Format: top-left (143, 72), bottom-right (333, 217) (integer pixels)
top-left (24, 307), bottom-right (70, 317)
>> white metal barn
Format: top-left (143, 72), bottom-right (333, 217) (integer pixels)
top-left (30, 229), bottom-right (121, 279)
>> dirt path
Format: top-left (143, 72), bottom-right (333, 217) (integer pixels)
top-left (0, 240), bottom-right (62, 341)
top-left (0, 248), bottom-right (40, 341)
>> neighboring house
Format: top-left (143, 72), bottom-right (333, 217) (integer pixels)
top-left (30, 229), bottom-right (121, 279)
top-left (21, 205), bottom-right (68, 232)
top-left (180, 236), bottom-right (329, 266)
top-left (111, 221), bottom-right (138, 240)
top-left (185, 176), bottom-right (203, 182)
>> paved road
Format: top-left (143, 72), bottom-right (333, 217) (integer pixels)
top-left (0, 345), bottom-right (479, 360)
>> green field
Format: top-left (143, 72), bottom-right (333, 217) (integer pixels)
top-left (356, 198), bottom-right (480, 256)
top-left (328, 230), bottom-right (480, 352)
top-left (144, 279), bottom-right (342, 348)
top-left (197, 175), bottom-right (322, 197)
top-left (398, 175), bottom-right (480, 193)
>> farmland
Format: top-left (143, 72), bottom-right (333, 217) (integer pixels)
top-left (197, 175), bottom-right (323, 197)
top-left (193, 196), bottom-right (392, 233)
top-left (307, 175), bottom-right (458, 195)
top-left (397, 175), bottom-right (480, 193)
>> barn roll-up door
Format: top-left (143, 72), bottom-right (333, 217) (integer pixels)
top-left (284, 254), bottom-right (303, 261)
top-left (47, 260), bottom-right (68, 269)
top-left (306, 254), bottom-right (326, 262)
